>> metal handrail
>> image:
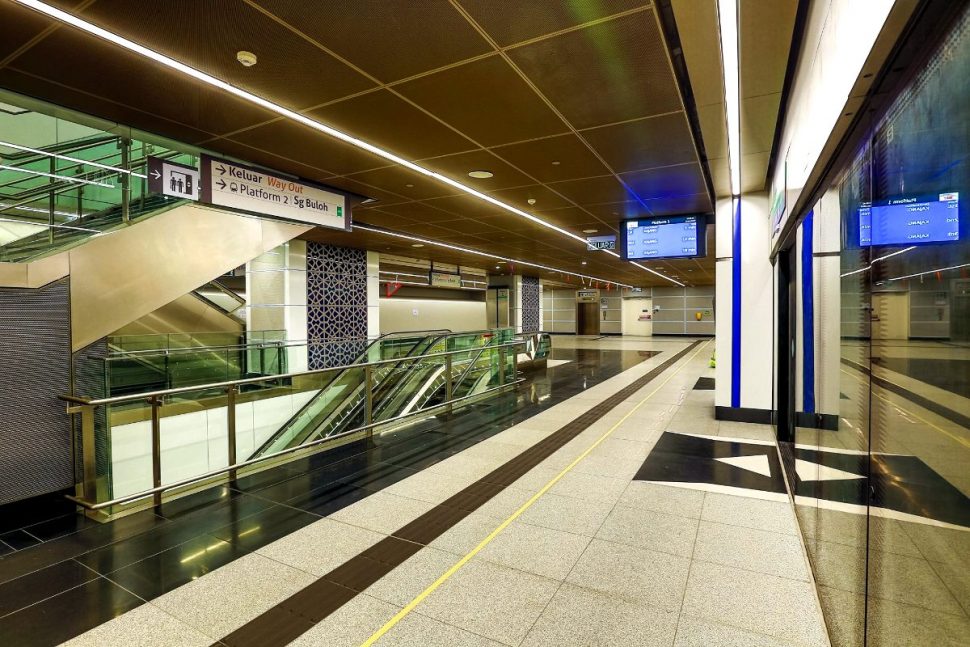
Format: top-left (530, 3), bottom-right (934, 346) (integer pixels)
top-left (107, 339), bottom-right (295, 358)
top-left (61, 338), bottom-right (525, 511)
top-left (61, 340), bottom-right (525, 407)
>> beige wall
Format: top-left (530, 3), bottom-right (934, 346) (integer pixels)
top-left (380, 297), bottom-right (486, 334)
top-left (541, 287), bottom-right (577, 334)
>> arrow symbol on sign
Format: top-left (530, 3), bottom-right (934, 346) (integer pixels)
top-left (217, 179), bottom-right (226, 190)
top-left (150, 169), bottom-right (161, 179)
top-left (216, 165), bottom-right (226, 176)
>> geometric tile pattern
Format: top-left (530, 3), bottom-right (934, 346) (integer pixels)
top-left (306, 242), bottom-right (368, 369)
top-left (520, 276), bottom-right (540, 333)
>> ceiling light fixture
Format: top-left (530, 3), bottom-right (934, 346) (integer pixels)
top-left (0, 139), bottom-right (147, 177)
top-left (10, 1), bottom-right (681, 287)
top-left (717, 0), bottom-right (741, 196)
top-left (582, 229), bottom-right (598, 234)
top-left (410, 243), bottom-right (424, 248)
top-left (467, 170), bottom-right (493, 179)
top-left (631, 261), bottom-right (685, 286)
top-left (236, 50), bottom-right (257, 67)
top-left (354, 223), bottom-right (633, 288)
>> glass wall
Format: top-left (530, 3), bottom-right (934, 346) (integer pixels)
top-left (791, 5), bottom-right (970, 645)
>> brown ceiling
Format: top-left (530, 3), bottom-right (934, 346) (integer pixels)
top-left (0, 0), bottom-right (723, 287)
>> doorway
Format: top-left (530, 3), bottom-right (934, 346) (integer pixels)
top-left (776, 247), bottom-right (796, 443)
top-left (576, 302), bottom-right (600, 335)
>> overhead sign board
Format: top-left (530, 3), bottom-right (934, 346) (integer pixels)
top-left (586, 235), bottom-right (616, 251)
top-left (147, 156), bottom-right (199, 200)
top-left (430, 272), bottom-right (462, 289)
top-left (577, 289), bottom-right (599, 303)
top-left (200, 154), bottom-right (348, 230)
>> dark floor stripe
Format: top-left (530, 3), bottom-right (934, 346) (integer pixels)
top-left (216, 341), bottom-right (703, 647)
top-left (840, 357), bottom-right (970, 430)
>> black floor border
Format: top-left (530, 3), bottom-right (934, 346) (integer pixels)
top-left (215, 341), bottom-right (704, 647)
top-left (840, 357), bottom-right (970, 430)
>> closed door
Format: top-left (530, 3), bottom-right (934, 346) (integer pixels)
top-left (622, 298), bottom-right (653, 336)
top-left (577, 302), bottom-right (600, 335)
top-left (871, 292), bottom-right (909, 340)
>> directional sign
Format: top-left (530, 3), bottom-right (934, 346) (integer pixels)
top-left (200, 154), bottom-right (348, 230)
top-left (586, 235), bottom-right (616, 251)
top-left (147, 156), bottom-right (199, 200)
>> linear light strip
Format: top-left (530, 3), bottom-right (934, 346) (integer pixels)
top-left (839, 246), bottom-right (916, 277)
top-left (889, 261), bottom-right (970, 282)
top-left (0, 139), bottom-right (146, 177)
top-left (0, 215), bottom-right (99, 233)
top-left (717, 0), bottom-right (741, 195)
top-left (0, 202), bottom-right (83, 218)
top-left (354, 223), bottom-right (633, 288)
top-left (630, 261), bottom-right (684, 286)
top-left (13, 0), bottom-right (680, 285)
top-left (0, 163), bottom-right (115, 188)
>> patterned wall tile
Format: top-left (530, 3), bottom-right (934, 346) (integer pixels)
top-left (521, 276), bottom-right (540, 333)
top-left (306, 242), bottom-right (369, 369)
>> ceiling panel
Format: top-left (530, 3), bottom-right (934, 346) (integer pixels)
top-left (582, 112), bottom-right (698, 173)
top-left (394, 55), bottom-right (568, 146)
top-left (457, 0), bottom-right (648, 47)
top-left (344, 165), bottom-right (461, 202)
top-left (489, 134), bottom-right (611, 183)
top-left (309, 90), bottom-right (476, 160)
top-left (207, 136), bottom-right (336, 181)
top-left (254, 0), bottom-right (491, 83)
top-left (620, 162), bottom-right (708, 199)
top-left (547, 176), bottom-right (635, 205)
top-left (0, 1), bottom-right (58, 62)
top-left (485, 184), bottom-right (572, 211)
top-left (377, 201), bottom-right (470, 223)
top-left (7, 28), bottom-right (277, 139)
top-left (642, 192), bottom-right (713, 215)
top-left (534, 206), bottom-right (609, 227)
top-left (418, 149), bottom-right (535, 190)
top-left (75, 0), bottom-right (375, 112)
top-left (507, 12), bottom-right (681, 129)
top-left (229, 119), bottom-right (387, 176)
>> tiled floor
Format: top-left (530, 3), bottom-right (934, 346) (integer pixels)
top-left (0, 337), bottom-right (833, 646)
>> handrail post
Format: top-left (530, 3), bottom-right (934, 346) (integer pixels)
top-left (226, 385), bottom-right (237, 482)
top-left (48, 156), bottom-right (55, 245)
top-left (364, 365), bottom-right (374, 429)
top-left (149, 395), bottom-right (162, 507)
top-left (498, 347), bottom-right (507, 385)
top-left (445, 353), bottom-right (453, 415)
top-left (79, 404), bottom-right (97, 504)
top-left (120, 137), bottom-right (131, 224)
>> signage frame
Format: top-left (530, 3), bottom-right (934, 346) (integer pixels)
top-left (199, 154), bottom-right (352, 231)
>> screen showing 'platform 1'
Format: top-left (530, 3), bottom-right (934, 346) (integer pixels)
top-left (859, 192), bottom-right (960, 246)
top-left (625, 215), bottom-right (702, 260)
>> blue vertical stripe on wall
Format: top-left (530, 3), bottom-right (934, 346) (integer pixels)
top-left (801, 211), bottom-right (816, 413)
top-left (731, 198), bottom-right (741, 408)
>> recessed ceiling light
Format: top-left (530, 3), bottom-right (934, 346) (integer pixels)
top-left (581, 261), bottom-right (588, 265)
top-left (411, 243), bottom-right (424, 248)
top-left (582, 228), bottom-right (598, 234)
top-left (495, 265), bottom-right (500, 269)
top-left (551, 161), bottom-right (561, 166)
top-left (236, 50), bottom-right (257, 67)
top-left (405, 183), bottom-right (414, 188)
top-left (467, 170), bottom-right (493, 179)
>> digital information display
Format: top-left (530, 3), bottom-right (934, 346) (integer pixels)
top-left (859, 192), bottom-right (960, 246)
top-left (624, 215), bottom-right (703, 260)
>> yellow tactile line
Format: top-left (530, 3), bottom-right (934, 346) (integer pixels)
top-left (359, 340), bottom-right (711, 646)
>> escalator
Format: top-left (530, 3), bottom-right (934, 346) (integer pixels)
top-left (248, 329), bottom-right (511, 459)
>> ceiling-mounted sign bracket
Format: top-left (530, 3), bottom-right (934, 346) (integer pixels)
top-left (199, 154), bottom-right (350, 230)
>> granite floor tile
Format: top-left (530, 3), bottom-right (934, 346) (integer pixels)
top-left (693, 521), bottom-right (809, 581)
top-left (595, 504), bottom-right (699, 558)
top-left (682, 560), bottom-right (829, 646)
top-left (565, 538), bottom-right (690, 612)
top-left (516, 492), bottom-right (614, 537)
top-left (673, 615), bottom-right (792, 647)
top-left (521, 581), bottom-right (679, 647)
top-left (329, 491), bottom-right (437, 535)
top-left (477, 521), bottom-right (591, 580)
top-left (417, 558), bottom-right (560, 646)
top-left (150, 553), bottom-right (316, 639)
top-left (61, 602), bottom-right (212, 647)
top-left (618, 481), bottom-right (706, 519)
top-left (701, 492), bottom-right (799, 535)
top-left (255, 517), bottom-right (385, 577)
